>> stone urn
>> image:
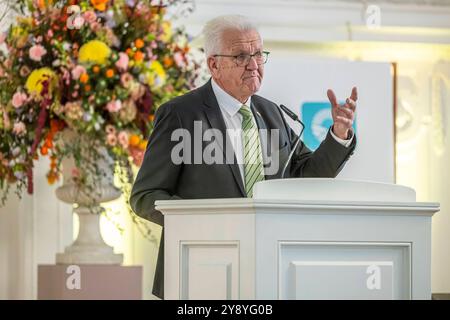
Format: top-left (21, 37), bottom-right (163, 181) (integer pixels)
top-left (55, 130), bottom-right (123, 264)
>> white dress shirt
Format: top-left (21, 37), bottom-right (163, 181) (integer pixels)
top-left (210, 79), bottom-right (353, 179)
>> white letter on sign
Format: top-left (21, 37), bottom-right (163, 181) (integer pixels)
top-left (66, 265), bottom-right (81, 290)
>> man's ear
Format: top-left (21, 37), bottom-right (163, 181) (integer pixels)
top-left (207, 56), bottom-right (220, 78)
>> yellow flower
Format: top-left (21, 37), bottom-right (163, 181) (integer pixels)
top-left (25, 68), bottom-right (57, 96)
top-left (16, 17), bottom-right (33, 28)
top-left (78, 40), bottom-right (111, 65)
top-left (146, 60), bottom-right (166, 88)
top-left (11, 26), bottom-right (24, 38)
top-left (160, 21), bottom-right (172, 42)
top-left (138, 140), bottom-right (147, 151)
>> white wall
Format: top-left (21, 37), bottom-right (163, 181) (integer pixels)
top-left (0, 157), bottom-right (73, 300)
top-left (396, 60), bottom-right (450, 293)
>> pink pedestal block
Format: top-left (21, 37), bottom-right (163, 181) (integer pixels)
top-left (38, 265), bottom-right (142, 300)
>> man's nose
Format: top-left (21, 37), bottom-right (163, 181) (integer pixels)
top-left (246, 56), bottom-right (258, 70)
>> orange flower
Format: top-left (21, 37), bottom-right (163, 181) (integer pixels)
top-left (133, 51), bottom-right (144, 62)
top-left (85, 85), bottom-right (91, 92)
top-left (129, 135), bottom-right (140, 147)
top-left (47, 171), bottom-right (58, 185)
top-left (92, 65), bottom-right (100, 73)
top-left (80, 73), bottom-right (89, 83)
top-left (45, 139), bottom-right (53, 149)
top-left (106, 69), bottom-right (114, 78)
top-left (163, 56), bottom-right (173, 68)
top-left (90, 0), bottom-right (109, 11)
top-left (135, 39), bottom-right (145, 49)
top-left (37, 0), bottom-right (54, 10)
top-left (138, 140), bottom-right (147, 151)
top-left (40, 146), bottom-right (48, 155)
top-left (148, 114), bottom-right (155, 122)
top-left (126, 48), bottom-right (133, 56)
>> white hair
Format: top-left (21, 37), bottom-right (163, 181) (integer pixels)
top-left (202, 15), bottom-right (261, 57)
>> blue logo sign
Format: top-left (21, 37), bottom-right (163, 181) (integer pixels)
top-left (301, 102), bottom-right (357, 151)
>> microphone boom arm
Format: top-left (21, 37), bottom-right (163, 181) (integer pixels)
top-left (278, 104), bottom-right (306, 179)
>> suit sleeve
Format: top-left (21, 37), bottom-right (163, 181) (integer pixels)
top-left (277, 107), bottom-right (357, 178)
top-left (129, 103), bottom-right (182, 226)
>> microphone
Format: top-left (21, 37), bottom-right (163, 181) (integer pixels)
top-left (278, 104), bottom-right (305, 179)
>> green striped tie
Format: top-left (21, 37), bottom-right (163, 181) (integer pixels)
top-left (239, 104), bottom-right (265, 197)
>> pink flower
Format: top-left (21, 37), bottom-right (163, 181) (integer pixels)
top-left (64, 101), bottom-right (83, 120)
top-left (71, 168), bottom-right (80, 178)
top-left (4, 58), bottom-right (12, 69)
top-left (47, 30), bottom-right (54, 38)
top-left (115, 52), bottom-right (129, 71)
top-left (130, 83), bottom-right (146, 100)
top-left (130, 148), bottom-right (144, 166)
top-left (90, 21), bottom-right (101, 32)
top-left (2, 111), bottom-right (10, 130)
top-left (106, 133), bottom-right (117, 146)
top-left (105, 29), bottom-right (120, 47)
top-left (83, 11), bottom-right (97, 24)
top-left (70, 16), bottom-right (85, 30)
top-left (174, 52), bottom-right (186, 68)
top-left (71, 65), bottom-right (86, 80)
top-left (106, 100), bottom-right (122, 113)
top-left (118, 131), bottom-right (129, 148)
top-left (12, 92), bottom-right (28, 108)
top-left (20, 66), bottom-right (31, 77)
top-left (29, 45), bottom-right (47, 61)
top-left (13, 122), bottom-right (26, 136)
top-left (105, 124), bottom-right (116, 135)
top-left (0, 32), bottom-right (6, 44)
top-left (120, 73), bottom-right (133, 88)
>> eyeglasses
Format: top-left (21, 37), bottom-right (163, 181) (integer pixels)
top-left (213, 51), bottom-right (270, 66)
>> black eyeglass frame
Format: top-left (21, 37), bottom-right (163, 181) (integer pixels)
top-left (212, 51), bottom-right (270, 66)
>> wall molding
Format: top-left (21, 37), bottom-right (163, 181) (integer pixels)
top-left (174, 0), bottom-right (450, 44)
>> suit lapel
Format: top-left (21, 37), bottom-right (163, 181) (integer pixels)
top-left (200, 80), bottom-right (246, 197)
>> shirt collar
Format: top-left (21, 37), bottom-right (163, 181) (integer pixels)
top-left (211, 78), bottom-right (252, 117)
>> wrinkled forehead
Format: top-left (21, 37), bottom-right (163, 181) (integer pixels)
top-left (221, 29), bottom-right (262, 53)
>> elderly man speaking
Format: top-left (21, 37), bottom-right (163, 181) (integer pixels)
top-left (130, 15), bottom-right (357, 299)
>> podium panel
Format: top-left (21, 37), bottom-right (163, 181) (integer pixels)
top-left (180, 241), bottom-right (239, 300)
top-left (279, 242), bottom-right (410, 299)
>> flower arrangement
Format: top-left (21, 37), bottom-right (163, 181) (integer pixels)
top-left (0, 0), bottom-right (200, 209)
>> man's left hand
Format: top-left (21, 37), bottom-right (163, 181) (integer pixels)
top-left (327, 87), bottom-right (358, 140)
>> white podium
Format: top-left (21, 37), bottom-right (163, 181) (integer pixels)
top-left (155, 179), bottom-right (439, 300)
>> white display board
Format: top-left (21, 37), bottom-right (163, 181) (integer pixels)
top-left (259, 58), bottom-right (394, 183)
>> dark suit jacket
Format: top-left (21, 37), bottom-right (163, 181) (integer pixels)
top-left (130, 79), bottom-right (356, 299)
